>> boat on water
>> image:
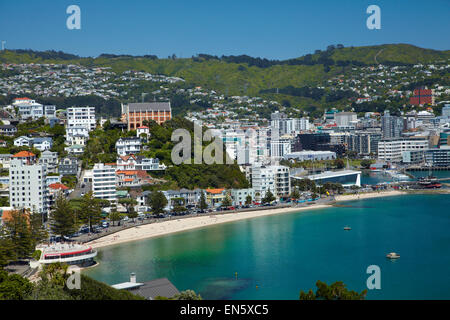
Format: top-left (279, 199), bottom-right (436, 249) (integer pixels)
top-left (418, 176), bottom-right (442, 189)
top-left (386, 252), bottom-right (400, 259)
top-left (343, 226), bottom-right (351, 230)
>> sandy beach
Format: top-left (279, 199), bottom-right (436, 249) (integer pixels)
top-left (88, 204), bottom-right (329, 249)
top-left (87, 190), bottom-right (410, 250)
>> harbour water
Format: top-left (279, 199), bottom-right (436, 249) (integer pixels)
top-left (84, 194), bottom-right (450, 300)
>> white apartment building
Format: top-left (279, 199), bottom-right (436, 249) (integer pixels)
top-left (66, 126), bottom-right (89, 146)
top-left (9, 159), bottom-right (49, 214)
top-left (13, 98), bottom-right (56, 120)
top-left (230, 188), bottom-right (255, 206)
top-left (270, 138), bottom-right (292, 159)
top-left (115, 137), bottom-right (142, 156)
top-left (378, 139), bottom-right (429, 162)
top-left (92, 163), bottom-right (117, 204)
top-left (66, 107), bottom-right (96, 131)
top-left (251, 165), bottom-right (290, 202)
top-left (334, 112), bottom-right (357, 127)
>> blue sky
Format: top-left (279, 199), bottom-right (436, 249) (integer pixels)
top-left (0, 0), bottom-right (448, 59)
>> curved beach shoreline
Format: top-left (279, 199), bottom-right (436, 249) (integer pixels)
top-left (87, 190), bottom-right (406, 250)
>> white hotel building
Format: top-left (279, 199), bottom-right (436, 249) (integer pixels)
top-left (92, 163), bottom-right (117, 204)
top-left (9, 159), bottom-right (49, 215)
top-left (378, 139), bottom-right (429, 163)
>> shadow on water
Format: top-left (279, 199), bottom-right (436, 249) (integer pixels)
top-left (197, 277), bottom-right (251, 300)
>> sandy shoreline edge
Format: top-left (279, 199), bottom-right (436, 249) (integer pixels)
top-left (87, 190), bottom-right (407, 250)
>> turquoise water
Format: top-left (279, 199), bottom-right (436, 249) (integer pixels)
top-left (409, 170), bottom-right (450, 180)
top-left (84, 194), bottom-right (450, 300)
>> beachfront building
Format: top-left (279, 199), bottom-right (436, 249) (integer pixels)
top-left (401, 150), bottom-right (425, 164)
top-left (230, 188), bottom-right (255, 206)
top-left (115, 137), bottom-right (142, 156)
top-left (121, 102), bottom-right (172, 130)
top-left (92, 163), bottom-right (117, 204)
top-left (163, 189), bottom-right (202, 210)
top-left (31, 243), bottom-right (97, 268)
top-left (205, 188), bottom-right (227, 207)
top-left (251, 165), bottom-right (290, 202)
top-left (66, 107), bottom-right (96, 131)
top-left (9, 158), bottom-right (49, 215)
top-left (378, 138), bottom-right (429, 163)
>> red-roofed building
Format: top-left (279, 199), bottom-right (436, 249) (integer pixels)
top-left (410, 88), bottom-right (435, 106)
top-left (116, 170), bottom-right (153, 187)
top-left (12, 151), bottom-right (37, 164)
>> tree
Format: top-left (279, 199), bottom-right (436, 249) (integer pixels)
top-left (245, 194), bottom-right (252, 205)
top-left (360, 159), bottom-right (373, 169)
top-left (3, 209), bottom-right (34, 260)
top-left (171, 290), bottom-right (202, 300)
top-left (262, 190), bottom-right (275, 204)
top-left (0, 269), bottom-right (33, 300)
top-left (79, 192), bottom-right (102, 232)
top-left (198, 191), bottom-right (207, 211)
top-left (127, 207), bottom-right (138, 223)
top-left (300, 280), bottom-right (367, 300)
top-left (147, 191), bottom-right (168, 216)
top-left (221, 194), bottom-right (232, 207)
top-left (290, 188), bottom-right (300, 200)
top-left (109, 210), bottom-right (121, 226)
top-left (30, 210), bottom-right (47, 245)
top-left (333, 159), bottom-right (345, 169)
top-left (50, 193), bottom-right (77, 237)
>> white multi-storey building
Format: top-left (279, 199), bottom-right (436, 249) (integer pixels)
top-left (115, 137), bottom-right (142, 156)
top-left (251, 164), bottom-right (290, 202)
top-left (270, 138), bottom-right (292, 159)
top-left (92, 163), bottom-right (117, 204)
top-left (66, 107), bottom-right (96, 131)
top-left (12, 98), bottom-right (56, 120)
top-left (9, 159), bottom-right (49, 214)
top-left (378, 139), bottom-right (429, 162)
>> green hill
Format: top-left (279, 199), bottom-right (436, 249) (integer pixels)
top-left (1, 44), bottom-right (449, 98)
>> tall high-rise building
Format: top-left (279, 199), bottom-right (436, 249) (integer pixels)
top-left (251, 165), bottom-right (290, 202)
top-left (9, 158), bottom-right (49, 215)
top-left (92, 163), bottom-right (117, 204)
top-left (381, 110), bottom-right (404, 139)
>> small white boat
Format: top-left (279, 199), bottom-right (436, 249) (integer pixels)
top-left (386, 252), bottom-right (400, 259)
top-left (343, 226), bottom-right (351, 230)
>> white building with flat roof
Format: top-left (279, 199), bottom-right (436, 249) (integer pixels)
top-left (283, 150), bottom-right (336, 161)
top-left (92, 163), bottom-right (117, 204)
top-left (251, 165), bottom-right (290, 202)
top-left (67, 107), bottom-right (96, 131)
top-left (9, 159), bottom-right (49, 214)
top-left (293, 170), bottom-right (361, 187)
top-left (378, 139), bottom-right (429, 162)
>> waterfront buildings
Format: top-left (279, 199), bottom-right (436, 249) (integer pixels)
top-left (31, 243), bottom-right (97, 268)
top-left (121, 102), bottom-right (172, 130)
top-left (92, 163), bottom-right (117, 204)
top-left (251, 165), bottom-right (290, 202)
top-left (378, 138), bottom-right (429, 162)
top-left (230, 188), bottom-right (255, 206)
top-left (9, 158), bottom-right (49, 215)
top-left (425, 146), bottom-right (450, 167)
top-left (205, 188), bottom-right (226, 207)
